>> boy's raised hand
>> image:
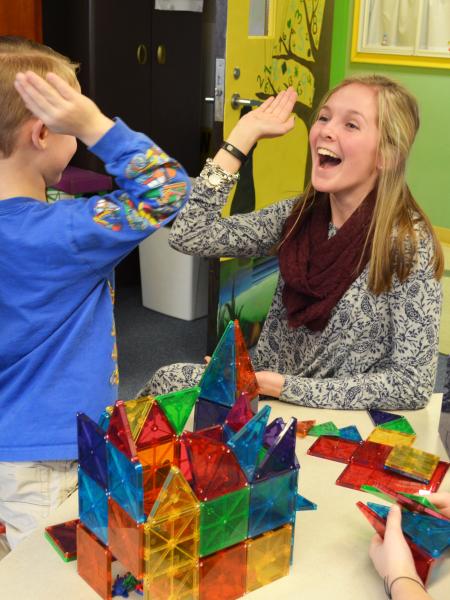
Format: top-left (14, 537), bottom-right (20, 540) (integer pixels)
top-left (14, 71), bottom-right (114, 147)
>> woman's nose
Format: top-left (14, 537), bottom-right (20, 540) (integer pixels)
top-left (321, 120), bottom-right (336, 140)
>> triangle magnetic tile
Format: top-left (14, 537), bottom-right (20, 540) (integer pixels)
top-left (136, 402), bottom-right (176, 450)
top-left (295, 494), bottom-right (317, 511)
top-left (77, 412), bottom-right (108, 490)
top-left (296, 420), bottom-right (316, 438)
top-left (227, 405), bottom-right (271, 481)
top-left (156, 386), bottom-right (200, 435)
top-left (338, 425), bottom-right (363, 442)
top-left (378, 417), bottom-right (415, 435)
top-left (367, 408), bottom-right (402, 426)
top-left (307, 421), bottom-right (340, 437)
top-left (123, 396), bottom-right (154, 441)
top-left (199, 321), bottom-right (236, 407)
top-left (193, 398), bottom-right (231, 430)
top-left (234, 320), bottom-right (259, 401)
top-left (362, 484), bottom-right (450, 521)
top-left (147, 466), bottom-right (199, 523)
top-left (106, 401), bottom-right (137, 461)
top-left (184, 433), bottom-right (248, 501)
top-left (356, 501), bottom-right (437, 585)
top-left (254, 418), bottom-right (297, 482)
top-left (224, 391), bottom-right (254, 433)
top-left (264, 417), bottom-right (286, 447)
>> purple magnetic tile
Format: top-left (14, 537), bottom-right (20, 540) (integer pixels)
top-left (77, 413), bottom-right (108, 490)
top-left (255, 418), bottom-right (297, 481)
top-left (263, 417), bottom-right (286, 449)
top-left (367, 409), bottom-right (401, 426)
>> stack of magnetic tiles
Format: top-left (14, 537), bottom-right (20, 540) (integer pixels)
top-left (76, 321), bottom-right (308, 600)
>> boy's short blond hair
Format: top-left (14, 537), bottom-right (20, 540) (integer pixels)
top-left (0, 36), bottom-right (79, 158)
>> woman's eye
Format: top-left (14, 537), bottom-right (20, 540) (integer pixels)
top-left (346, 122), bottom-right (359, 129)
top-left (317, 115), bottom-right (328, 122)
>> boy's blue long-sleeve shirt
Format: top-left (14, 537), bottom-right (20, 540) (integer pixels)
top-left (0, 119), bottom-right (190, 461)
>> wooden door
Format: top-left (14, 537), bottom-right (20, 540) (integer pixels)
top-left (0, 0), bottom-right (42, 41)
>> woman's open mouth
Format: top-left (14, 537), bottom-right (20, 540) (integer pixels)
top-left (317, 147), bottom-right (342, 169)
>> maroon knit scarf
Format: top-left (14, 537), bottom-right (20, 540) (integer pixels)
top-left (278, 189), bottom-right (376, 331)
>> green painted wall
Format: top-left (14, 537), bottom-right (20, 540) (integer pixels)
top-left (330, 1), bottom-right (450, 228)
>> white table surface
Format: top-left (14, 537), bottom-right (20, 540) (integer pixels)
top-left (0, 394), bottom-right (448, 600)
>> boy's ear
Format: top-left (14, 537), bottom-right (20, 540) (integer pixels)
top-left (30, 119), bottom-right (49, 150)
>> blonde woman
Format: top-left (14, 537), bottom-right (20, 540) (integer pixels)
top-left (142, 75), bottom-right (443, 410)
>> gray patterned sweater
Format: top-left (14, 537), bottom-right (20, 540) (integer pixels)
top-left (165, 161), bottom-right (442, 410)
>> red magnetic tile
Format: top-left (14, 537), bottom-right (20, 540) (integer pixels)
top-left (106, 401), bottom-right (137, 461)
top-left (371, 483), bottom-right (450, 521)
top-left (225, 392), bottom-right (254, 433)
top-left (234, 321), bottom-right (259, 402)
top-left (307, 435), bottom-right (361, 463)
top-left (350, 441), bottom-right (392, 469)
top-left (200, 542), bottom-right (247, 600)
top-left (190, 425), bottom-right (224, 442)
top-left (136, 403), bottom-right (176, 449)
top-left (337, 461), bottom-right (448, 494)
top-left (45, 519), bottom-right (79, 560)
top-left (0, 522), bottom-right (5, 535)
top-left (356, 502), bottom-right (437, 585)
top-left (77, 523), bottom-right (112, 599)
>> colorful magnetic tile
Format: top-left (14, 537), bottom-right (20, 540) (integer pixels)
top-left (254, 418), bottom-right (297, 482)
top-left (77, 412), bottom-right (108, 490)
top-left (199, 321), bottom-right (236, 407)
top-left (336, 461), bottom-right (448, 494)
top-left (184, 433), bottom-right (248, 501)
top-left (44, 519), bottom-right (79, 562)
top-left (156, 386), bottom-right (200, 435)
top-left (225, 391), bottom-right (254, 433)
top-left (367, 428), bottom-right (416, 447)
top-left (307, 421), bottom-right (340, 437)
top-left (367, 502), bottom-right (450, 558)
top-left (78, 467), bottom-right (108, 545)
top-left (295, 494), bottom-right (317, 511)
top-left (108, 497), bottom-right (144, 578)
top-left (136, 402), bottom-right (176, 450)
top-left (264, 417), bottom-right (286, 447)
top-left (246, 524), bottom-right (292, 593)
top-left (199, 542), bottom-right (247, 600)
top-left (193, 398), bottom-right (230, 430)
top-left (227, 405), bottom-right (271, 481)
top-left (356, 502), bottom-right (436, 585)
top-left (248, 469), bottom-right (298, 537)
top-left (123, 396), bottom-right (154, 440)
top-left (106, 441), bottom-right (145, 523)
top-left (199, 486), bottom-right (250, 556)
top-left (106, 401), bottom-right (138, 460)
top-left (191, 424), bottom-right (224, 442)
top-left (296, 419), bottom-right (316, 438)
top-left (147, 467), bottom-right (199, 522)
top-left (367, 408), bottom-right (401, 426)
top-left (144, 562), bottom-right (199, 600)
top-left (400, 492), bottom-right (450, 519)
top-left (138, 438), bottom-right (176, 471)
top-left (77, 522), bottom-right (112, 600)
top-left (142, 465), bottom-right (172, 516)
top-left (234, 320), bottom-right (259, 401)
top-left (98, 410), bottom-right (111, 432)
top-left (307, 435), bottom-right (361, 464)
top-left (378, 417), bottom-right (415, 435)
top-left (351, 441), bottom-right (392, 469)
top-left (384, 445), bottom-right (441, 484)
top-left (338, 425), bottom-right (363, 442)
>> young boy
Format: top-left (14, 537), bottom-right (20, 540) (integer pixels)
top-left (0, 37), bottom-right (190, 558)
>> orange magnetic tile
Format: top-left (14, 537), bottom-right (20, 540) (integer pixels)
top-left (144, 562), bottom-right (199, 600)
top-left (138, 439), bottom-right (176, 470)
top-left (108, 498), bottom-right (144, 578)
top-left (296, 420), bottom-right (316, 438)
top-left (246, 524), bottom-right (292, 593)
top-left (77, 523), bottom-right (112, 600)
top-left (199, 542), bottom-right (247, 600)
top-left (143, 464), bottom-right (172, 517)
top-left (367, 428), bottom-right (416, 447)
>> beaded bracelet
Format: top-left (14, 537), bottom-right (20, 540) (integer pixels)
top-left (384, 575), bottom-right (426, 599)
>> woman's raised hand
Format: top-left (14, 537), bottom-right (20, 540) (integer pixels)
top-left (240, 87), bottom-right (298, 141)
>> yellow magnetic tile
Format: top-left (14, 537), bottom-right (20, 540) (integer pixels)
top-left (124, 396), bottom-right (154, 440)
top-left (367, 428), bottom-right (416, 447)
top-left (246, 524), bottom-right (292, 593)
top-left (144, 563), bottom-right (199, 600)
top-left (385, 444), bottom-right (440, 482)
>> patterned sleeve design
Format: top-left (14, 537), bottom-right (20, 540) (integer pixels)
top-left (168, 159), bottom-right (297, 258)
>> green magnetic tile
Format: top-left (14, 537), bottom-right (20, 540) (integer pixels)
top-left (378, 417), bottom-right (415, 435)
top-left (308, 421), bottom-right (340, 437)
top-left (400, 493), bottom-right (441, 512)
top-left (361, 485), bottom-right (395, 504)
top-left (199, 487), bottom-right (250, 557)
top-left (156, 387), bottom-right (199, 435)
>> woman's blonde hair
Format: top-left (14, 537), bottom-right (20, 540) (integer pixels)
top-left (0, 36), bottom-right (79, 158)
top-left (281, 74), bottom-right (443, 293)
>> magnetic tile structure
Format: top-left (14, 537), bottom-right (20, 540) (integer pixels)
top-left (71, 321), bottom-right (307, 599)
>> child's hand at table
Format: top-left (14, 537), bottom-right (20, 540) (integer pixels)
top-left (14, 71), bottom-right (114, 147)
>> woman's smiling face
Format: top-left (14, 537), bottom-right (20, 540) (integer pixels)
top-left (309, 83), bottom-right (381, 205)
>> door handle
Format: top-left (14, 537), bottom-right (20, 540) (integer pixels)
top-left (231, 93), bottom-right (262, 110)
top-left (136, 44), bottom-right (148, 65)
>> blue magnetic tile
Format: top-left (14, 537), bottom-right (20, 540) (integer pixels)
top-left (97, 410), bottom-right (111, 432)
top-left (254, 418), bottom-right (297, 481)
top-left (193, 398), bottom-right (231, 430)
top-left (338, 425), bottom-right (363, 442)
top-left (368, 409), bottom-right (401, 426)
top-left (78, 467), bottom-right (108, 545)
top-left (296, 494), bottom-right (317, 511)
top-left (199, 321), bottom-right (236, 407)
top-left (227, 405), bottom-right (271, 481)
top-left (248, 469), bottom-right (298, 537)
top-left (106, 441), bottom-right (145, 523)
top-left (77, 413), bottom-right (108, 490)
top-left (367, 502), bottom-right (450, 557)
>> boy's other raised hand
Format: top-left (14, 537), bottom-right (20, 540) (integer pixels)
top-left (14, 71), bottom-right (114, 147)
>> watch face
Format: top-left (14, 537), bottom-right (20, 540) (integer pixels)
top-left (207, 172), bottom-right (222, 186)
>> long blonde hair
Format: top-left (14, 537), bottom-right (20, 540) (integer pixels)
top-left (280, 75), bottom-right (443, 294)
top-left (0, 36), bottom-right (78, 158)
